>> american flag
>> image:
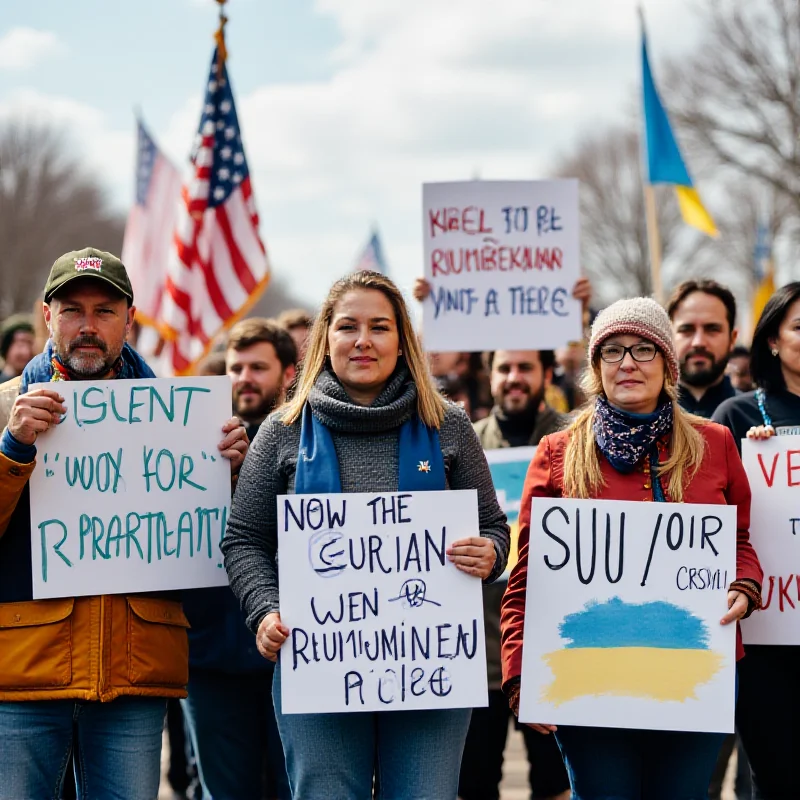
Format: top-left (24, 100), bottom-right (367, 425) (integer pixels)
top-left (353, 230), bottom-right (388, 274)
top-left (159, 47), bottom-right (269, 374)
top-left (121, 120), bottom-right (182, 327)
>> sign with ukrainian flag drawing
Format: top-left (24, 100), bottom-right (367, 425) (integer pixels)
top-left (519, 498), bottom-right (737, 733)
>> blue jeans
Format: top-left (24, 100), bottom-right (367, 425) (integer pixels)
top-left (273, 663), bottom-right (472, 799)
top-left (0, 697), bottom-right (166, 800)
top-left (182, 667), bottom-right (290, 800)
top-left (555, 725), bottom-right (727, 800)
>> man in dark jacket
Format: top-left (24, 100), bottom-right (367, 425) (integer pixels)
top-left (667, 279), bottom-right (739, 418)
top-left (462, 349), bottom-right (570, 800)
top-left (182, 318), bottom-right (296, 800)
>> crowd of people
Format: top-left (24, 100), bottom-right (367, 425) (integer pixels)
top-left (0, 247), bottom-right (796, 800)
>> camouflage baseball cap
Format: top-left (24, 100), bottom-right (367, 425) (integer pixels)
top-left (43, 247), bottom-right (134, 303)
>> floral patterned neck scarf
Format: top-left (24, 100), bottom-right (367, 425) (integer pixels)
top-left (593, 395), bottom-right (672, 476)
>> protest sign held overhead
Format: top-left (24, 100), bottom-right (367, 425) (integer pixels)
top-left (519, 498), bottom-right (737, 734)
top-left (740, 437), bottom-right (800, 645)
top-left (421, 180), bottom-right (582, 353)
top-left (278, 490), bottom-right (487, 714)
top-left (29, 376), bottom-right (232, 599)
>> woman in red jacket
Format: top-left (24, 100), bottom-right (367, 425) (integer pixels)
top-left (500, 297), bottom-right (763, 800)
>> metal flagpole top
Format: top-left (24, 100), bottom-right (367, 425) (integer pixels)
top-left (214, 0), bottom-right (228, 65)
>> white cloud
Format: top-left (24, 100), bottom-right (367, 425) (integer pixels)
top-left (0, 1), bottom-right (705, 314)
top-left (225, 0), bottom-right (703, 307)
top-left (0, 28), bottom-right (65, 71)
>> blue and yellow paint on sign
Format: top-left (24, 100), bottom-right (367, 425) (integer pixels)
top-left (543, 598), bottom-right (724, 705)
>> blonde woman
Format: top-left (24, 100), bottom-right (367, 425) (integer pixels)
top-left (500, 298), bottom-right (762, 800)
top-left (222, 271), bottom-right (509, 799)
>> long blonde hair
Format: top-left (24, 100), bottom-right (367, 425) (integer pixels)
top-left (562, 357), bottom-right (706, 502)
top-left (282, 271), bottom-right (447, 428)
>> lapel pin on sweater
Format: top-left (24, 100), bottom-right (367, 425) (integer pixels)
top-left (417, 460), bottom-right (431, 473)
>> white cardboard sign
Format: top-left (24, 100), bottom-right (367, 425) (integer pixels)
top-left (278, 490), bottom-right (488, 714)
top-left (29, 377), bottom-right (232, 598)
top-left (421, 180), bottom-right (582, 352)
top-left (520, 498), bottom-right (737, 733)
top-left (741, 436), bottom-right (800, 645)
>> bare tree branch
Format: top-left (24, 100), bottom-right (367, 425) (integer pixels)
top-left (0, 121), bottom-right (126, 319)
top-left (668, 0), bottom-right (800, 222)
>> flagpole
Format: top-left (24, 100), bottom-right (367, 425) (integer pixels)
top-left (644, 184), bottom-right (664, 304)
top-left (214, 0), bottom-right (228, 64)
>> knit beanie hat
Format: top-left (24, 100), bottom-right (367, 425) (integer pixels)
top-left (588, 297), bottom-right (679, 382)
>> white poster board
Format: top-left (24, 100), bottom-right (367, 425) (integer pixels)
top-left (520, 498), bottom-right (737, 733)
top-left (278, 490), bottom-right (487, 714)
top-left (29, 377), bottom-right (232, 599)
top-left (741, 437), bottom-right (800, 645)
top-left (485, 446), bottom-right (536, 576)
top-left (421, 180), bottom-right (581, 352)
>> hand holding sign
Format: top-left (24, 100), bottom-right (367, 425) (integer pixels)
top-left (721, 591), bottom-right (749, 625)
top-left (8, 388), bottom-right (67, 445)
top-left (257, 611), bottom-right (290, 662)
top-left (218, 416), bottom-right (249, 473)
top-left (447, 536), bottom-right (496, 578)
top-left (747, 425), bottom-right (775, 440)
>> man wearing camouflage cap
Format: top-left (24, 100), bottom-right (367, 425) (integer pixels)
top-left (0, 248), bottom-right (249, 799)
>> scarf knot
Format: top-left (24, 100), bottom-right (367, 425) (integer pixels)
top-left (593, 395), bottom-right (672, 475)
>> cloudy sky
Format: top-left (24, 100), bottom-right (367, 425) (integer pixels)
top-left (0, 0), bottom-right (703, 310)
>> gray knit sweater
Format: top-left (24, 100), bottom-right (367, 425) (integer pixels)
top-left (222, 366), bottom-right (510, 634)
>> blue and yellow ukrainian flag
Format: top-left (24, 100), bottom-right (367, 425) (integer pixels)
top-left (543, 598), bottom-right (723, 705)
top-left (642, 28), bottom-right (718, 237)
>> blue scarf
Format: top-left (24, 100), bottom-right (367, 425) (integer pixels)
top-left (593, 395), bottom-right (671, 502)
top-left (20, 339), bottom-right (155, 392)
top-left (294, 403), bottom-right (446, 493)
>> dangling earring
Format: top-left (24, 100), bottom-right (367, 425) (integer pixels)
top-left (772, 348), bottom-right (779, 357)
top-left (398, 349), bottom-right (403, 356)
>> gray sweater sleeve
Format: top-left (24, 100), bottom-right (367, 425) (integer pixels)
top-left (445, 406), bottom-right (510, 583)
top-left (221, 414), bottom-right (285, 633)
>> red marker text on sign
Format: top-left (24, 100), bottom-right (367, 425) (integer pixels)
top-left (431, 246), bottom-right (563, 277)
top-left (761, 574), bottom-right (800, 612)
top-left (429, 207), bottom-right (493, 238)
top-left (756, 450), bottom-right (800, 487)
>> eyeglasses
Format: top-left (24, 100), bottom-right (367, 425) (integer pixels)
top-left (599, 343), bottom-right (659, 364)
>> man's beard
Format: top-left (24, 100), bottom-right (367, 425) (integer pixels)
top-left (501, 383), bottom-right (545, 416)
top-left (233, 384), bottom-right (280, 421)
top-left (58, 335), bottom-right (116, 378)
top-left (680, 349), bottom-right (730, 388)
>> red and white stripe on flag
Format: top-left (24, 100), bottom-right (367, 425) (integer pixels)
top-left (158, 47), bottom-right (269, 375)
top-left (121, 121), bottom-right (183, 327)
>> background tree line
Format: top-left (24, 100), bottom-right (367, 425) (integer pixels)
top-left (0, 0), bottom-right (797, 325)
top-left (559, 0), bottom-right (800, 317)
